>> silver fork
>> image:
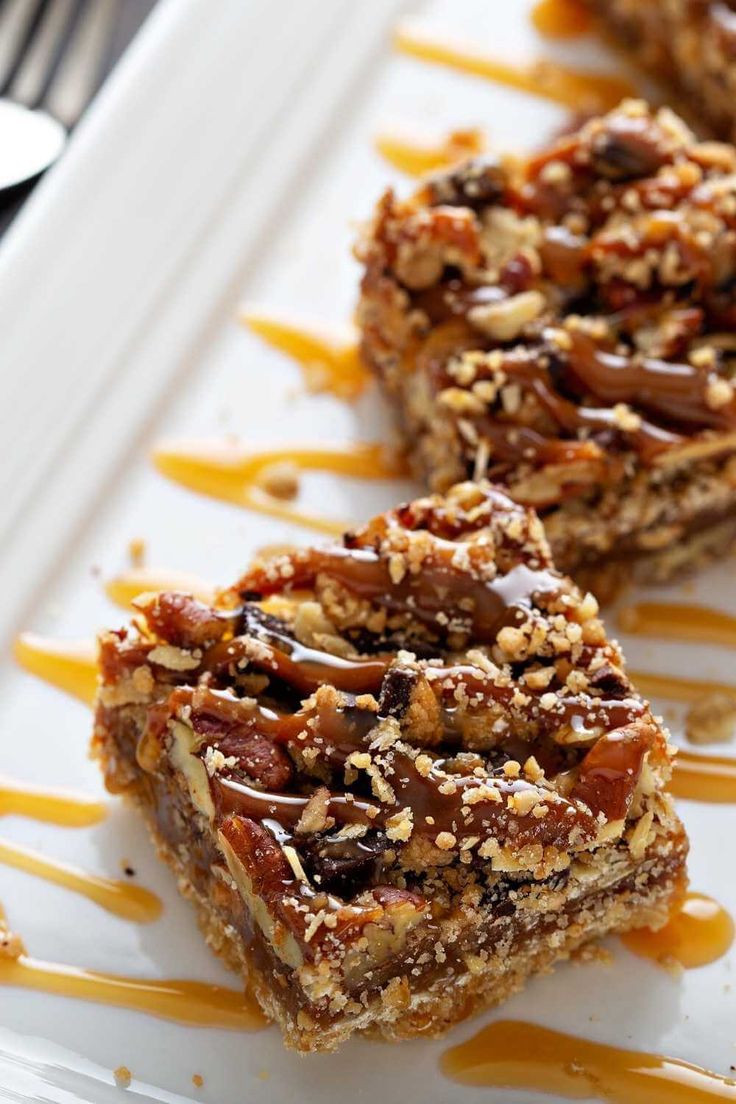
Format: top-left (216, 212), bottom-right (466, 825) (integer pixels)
top-left (0, 0), bottom-right (119, 196)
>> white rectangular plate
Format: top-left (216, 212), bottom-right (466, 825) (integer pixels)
top-left (0, 1), bottom-right (733, 1100)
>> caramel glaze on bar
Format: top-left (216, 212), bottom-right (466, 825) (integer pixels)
top-left (358, 101), bottom-right (736, 509)
top-left (98, 484), bottom-right (667, 954)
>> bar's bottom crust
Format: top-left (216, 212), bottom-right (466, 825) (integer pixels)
top-left (93, 722), bottom-right (687, 1053)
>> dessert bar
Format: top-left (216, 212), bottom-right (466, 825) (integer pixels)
top-left (585, 0), bottom-right (736, 142)
top-left (93, 481), bottom-right (686, 1051)
top-left (357, 101), bottom-right (736, 592)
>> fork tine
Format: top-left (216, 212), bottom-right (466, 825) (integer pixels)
top-left (44, 0), bottom-right (117, 127)
top-left (0, 0), bottom-right (51, 97)
top-left (26, 0), bottom-right (86, 109)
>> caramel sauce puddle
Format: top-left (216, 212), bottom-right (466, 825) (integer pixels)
top-left (375, 126), bottom-right (485, 177)
top-left (153, 439), bottom-right (408, 535)
top-left (393, 22), bottom-right (635, 112)
top-left (622, 892), bottom-right (734, 970)
top-left (0, 840), bottom-right (161, 923)
top-left (531, 0), bottom-right (593, 39)
top-left (14, 633), bottom-right (97, 705)
top-left (105, 567), bottom-right (216, 610)
top-left (240, 310), bottom-right (368, 401)
top-left (441, 1019), bottom-right (736, 1101)
top-left (0, 905), bottom-right (264, 1030)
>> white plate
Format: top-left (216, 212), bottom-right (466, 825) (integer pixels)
top-left (0, 1), bottom-right (733, 1100)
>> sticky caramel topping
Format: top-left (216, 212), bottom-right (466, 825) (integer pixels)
top-left (97, 482), bottom-right (667, 957)
top-left (357, 101), bottom-right (736, 505)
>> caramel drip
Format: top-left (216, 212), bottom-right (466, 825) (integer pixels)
top-left (106, 567), bottom-right (216, 610)
top-left (240, 310), bottom-right (368, 401)
top-left (441, 1019), bottom-right (736, 1101)
top-left (0, 905), bottom-right (264, 1030)
top-left (629, 669), bottom-right (736, 705)
top-left (0, 839), bottom-right (161, 923)
top-left (153, 440), bottom-right (407, 536)
top-left (622, 892), bottom-right (734, 969)
top-left (13, 633), bottom-right (97, 705)
top-left (393, 22), bottom-right (636, 112)
top-left (0, 776), bottom-right (106, 826)
top-left (619, 603), bottom-right (736, 649)
top-left (375, 126), bottom-right (485, 177)
top-left (669, 748), bottom-right (736, 804)
top-left (531, 0), bottom-right (593, 38)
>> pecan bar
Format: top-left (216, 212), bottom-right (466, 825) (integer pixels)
top-left (584, 1), bottom-right (736, 142)
top-left (93, 482), bottom-right (686, 1052)
top-left (357, 101), bottom-right (736, 593)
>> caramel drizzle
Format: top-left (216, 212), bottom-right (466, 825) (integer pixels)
top-left (563, 332), bottom-right (736, 436)
top-left (0, 776), bottom-right (106, 826)
top-left (0, 840), bottom-right (161, 923)
top-left (13, 633), bottom-right (97, 705)
top-left (15, 620), bottom-right (734, 819)
top-left (393, 21), bottom-right (636, 112)
top-left (174, 660), bottom-right (646, 853)
top-left (0, 904), bottom-right (264, 1030)
top-left (205, 629), bottom-right (389, 696)
top-left (240, 310), bottom-right (368, 401)
top-left (622, 891), bottom-right (734, 969)
top-left (446, 331), bottom-right (734, 479)
top-left (629, 669), bottom-right (736, 705)
top-left (375, 126), bottom-right (485, 177)
top-left (531, 0), bottom-right (592, 38)
top-left (440, 1019), bottom-right (736, 1101)
top-left (669, 749), bottom-right (736, 804)
top-left (153, 440), bottom-right (407, 535)
top-left (619, 602), bottom-right (736, 649)
top-left (106, 567), bottom-right (216, 610)
top-left (238, 541), bottom-right (562, 645)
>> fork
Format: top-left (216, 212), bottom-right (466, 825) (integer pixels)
top-left (0, 0), bottom-right (120, 197)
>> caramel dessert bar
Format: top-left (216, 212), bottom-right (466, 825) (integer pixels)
top-left (357, 101), bottom-right (736, 592)
top-left (93, 482), bottom-right (686, 1052)
top-left (584, 1), bottom-right (736, 142)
